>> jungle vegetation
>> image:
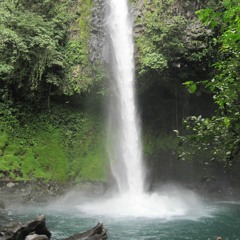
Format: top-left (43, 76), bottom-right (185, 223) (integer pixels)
top-left (0, 0), bottom-right (239, 183)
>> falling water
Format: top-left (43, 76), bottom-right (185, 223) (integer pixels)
top-left (107, 0), bottom-right (144, 195)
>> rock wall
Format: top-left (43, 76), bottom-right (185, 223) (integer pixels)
top-left (89, 0), bottom-right (107, 64)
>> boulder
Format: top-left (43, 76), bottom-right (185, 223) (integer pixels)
top-left (0, 215), bottom-right (51, 240)
top-left (6, 183), bottom-right (15, 188)
top-left (25, 234), bottom-right (49, 240)
top-left (0, 214), bottom-right (108, 240)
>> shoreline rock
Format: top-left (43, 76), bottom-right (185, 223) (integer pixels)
top-left (0, 180), bottom-right (108, 208)
top-left (0, 216), bottom-right (107, 240)
top-left (0, 180), bottom-right (68, 207)
top-left (0, 215), bottom-right (51, 240)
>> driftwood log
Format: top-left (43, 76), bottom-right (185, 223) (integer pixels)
top-left (0, 215), bottom-right (107, 240)
top-left (64, 222), bottom-right (107, 240)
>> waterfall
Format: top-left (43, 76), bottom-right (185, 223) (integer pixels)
top-left (76, 0), bottom-right (204, 219)
top-left (107, 0), bottom-right (144, 195)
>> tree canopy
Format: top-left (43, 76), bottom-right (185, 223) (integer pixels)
top-left (0, 0), bottom-right (101, 106)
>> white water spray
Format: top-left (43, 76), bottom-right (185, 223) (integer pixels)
top-left (107, 0), bottom-right (144, 195)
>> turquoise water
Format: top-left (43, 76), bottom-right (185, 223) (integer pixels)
top-left (1, 201), bottom-right (240, 240)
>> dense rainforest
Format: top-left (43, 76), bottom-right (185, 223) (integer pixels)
top-left (0, 0), bottom-right (239, 192)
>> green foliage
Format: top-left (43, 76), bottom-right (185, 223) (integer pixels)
top-left (0, 127), bottom-right (68, 181)
top-left (196, 0), bottom-right (240, 110)
top-left (0, 0), bottom-right (103, 105)
top-left (0, 103), bottom-right (20, 131)
top-left (0, 104), bottom-right (108, 182)
top-left (0, 155), bottom-right (22, 179)
top-left (144, 132), bottom-right (177, 156)
top-left (32, 129), bottom-right (68, 181)
top-left (176, 114), bottom-right (240, 166)
top-left (0, 133), bottom-right (8, 149)
top-left (178, 0), bottom-right (240, 166)
top-left (0, 0), bottom-right (68, 102)
top-left (183, 81), bottom-right (197, 94)
top-left (73, 144), bottom-right (108, 182)
top-left (21, 149), bottom-right (41, 179)
top-left (0, 0), bottom-right (106, 184)
top-left (62, 111), bottom-right (108, 182)
top-left (63, 0), bottom-right (102, 95)
top-left (140, 52), bottom-right (167, 76)
top-left (133, 0), bottom-right (213, 119)
top-left (136, 0), bottom-right (186, 79)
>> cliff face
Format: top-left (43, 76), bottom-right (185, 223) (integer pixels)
top-left (128, 0), bottom-right (216, 188)
top-left (89, 0), bottom-right (106, 64)
top-left (86, 0), bottom-right (212, 77)
top-left (1, 0), bottom-right (234, 192)
top-left (0, 0), bottom-right (217, 185)
top-left (74, 0), bottom-right (224, 189)
top-left (126, 0), bottom-right (213, 131)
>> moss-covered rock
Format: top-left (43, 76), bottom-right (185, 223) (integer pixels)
top-left (0, 104), bottom-right (109, 183)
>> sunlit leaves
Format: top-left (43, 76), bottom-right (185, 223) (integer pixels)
top-left (0, 0), bottom-right (98, 104)
top-left (136, 0), bottom-right (187, 79)
top-left (183, 81), bottom-right (197, 94)
top-left (140, 52), bottom-right (167, 75)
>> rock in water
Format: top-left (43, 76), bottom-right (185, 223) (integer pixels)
top-left (0, 215), bottom-right (51, 240)
top-left (25, 234), bottom-right (49, 240)
top-left (64, 222), bottom-right (107, 240)
top-left (0, 215), bottom-right (107, 240)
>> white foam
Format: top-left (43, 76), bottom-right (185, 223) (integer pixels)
top-left (77, 189), bottom-right (205, 219)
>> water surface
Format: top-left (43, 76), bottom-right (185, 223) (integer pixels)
top-left (2, 201), bottom-right (240, 240)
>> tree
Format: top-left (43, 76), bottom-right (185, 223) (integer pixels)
top-left (0, 0), bottom-right (101, 106)
top-left (0, 0), bottom-right (69, 103)
top-left (177, 0), bottom-right (240, 167)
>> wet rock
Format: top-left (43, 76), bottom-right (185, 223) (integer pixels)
top-left (0, 215), bottom-right (51, 240)
top-left (183, 20), bottom-right (212, 51)
top-left (72, 181), bottom-right (107, 197)
top-left (25, 234), bottom-right (49, 240)
top-left (0, 222), bottom-right (23, 239)
top-left (0, 180), bottom-right (68, 206)
top-left (6, 182), bottom-right (15, 188)
top-left (1, 217), bottom-right (108, 240)
top-left (89, 0), bottom-right (106, 63)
